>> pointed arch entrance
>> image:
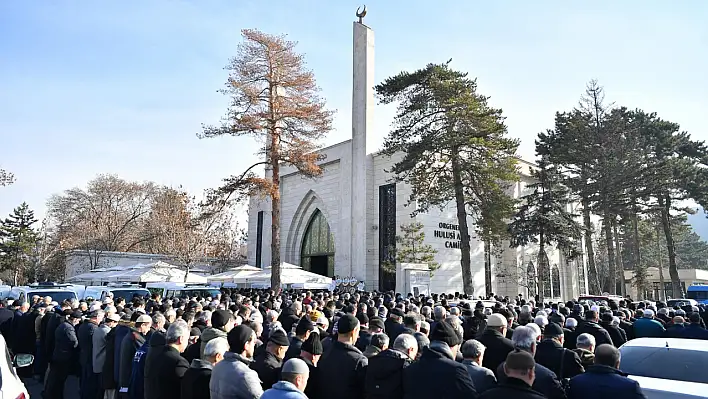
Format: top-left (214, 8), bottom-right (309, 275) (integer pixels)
top-left (300, 209), bottom-right (335, 277)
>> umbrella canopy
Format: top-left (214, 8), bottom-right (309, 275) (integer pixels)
top-left (238, 263), bottom-right (332, 287)
top-left (207, 265), bottom-right (261, 283)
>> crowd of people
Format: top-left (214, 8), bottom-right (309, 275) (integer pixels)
top-left (0, 289), bottom-right (707, 399)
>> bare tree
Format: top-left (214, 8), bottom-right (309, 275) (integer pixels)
top-left (200, 29), bottom-right (334, 289)
top-left (47, 174), bottom-right (156, 271)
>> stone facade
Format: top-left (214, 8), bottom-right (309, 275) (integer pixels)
top-left (245, 14), bottom-right (588, 299)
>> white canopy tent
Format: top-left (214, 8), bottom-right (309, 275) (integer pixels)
top-left (226, 263), bottom-right (333, 289)
top-left (67, 261), bottom-right (207, 285)
top-left (207, 265), bottom-right (261, 283)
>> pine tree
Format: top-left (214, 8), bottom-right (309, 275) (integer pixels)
top-left (393, 222), bottom-right (440, 276)
top-left (508, 156), bottom-right (583, 304)
top-left (200, 29), bottom-right (334, 289)
top-left (0, 202), bottom-right (39, 285)
top-left (375, 61), bottom-right (519, 295)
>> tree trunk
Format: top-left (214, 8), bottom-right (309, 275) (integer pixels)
top-left (655, 223), bottom-right (666, 301)
top-left (582, 200), bottom-right (600, 293)
top-left (451, 151), bottom-right (474, 295)
top-left (537, 233), bottom-right (546, 305)
top-left (484, 240), bottom-right (492, 297)
top-left (658, 194), bottom-right (682, 298)
top-left (631, 211), bottom-right (643, 295)
top-left (603, 215), bottom-right (617, 294)
top-left (183, 264), bottom-right (190, 283)
top-left (613, 221), bottom-right (626, 297)
top-left (270, 138), bottom-right (282, 290)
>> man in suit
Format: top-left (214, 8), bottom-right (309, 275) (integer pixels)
top-left (143, 320), bottom-right (190, 399)
top-left (534, 322), bottom-right (584, 379)
top-left (460, 339), bottom-right (497, 394)
top-left (568, 344), bottom-right (646, 399)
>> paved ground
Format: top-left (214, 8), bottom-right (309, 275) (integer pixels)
top-left (23, 376), bottom-right (80, 399)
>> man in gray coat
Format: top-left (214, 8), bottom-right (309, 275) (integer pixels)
top-left (461, 339), bottom-right (497, 394)
top-left (210, 324), bottom-right (263, 399)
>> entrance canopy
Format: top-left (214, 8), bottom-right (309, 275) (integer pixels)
top-left (206, 265), bottom-right (261, 283)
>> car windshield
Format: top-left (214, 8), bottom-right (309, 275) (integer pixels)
top-left (687, 290), bottom-right (708, 301)
top-left (30, 290), bottom-right (77, 303)
top-left (110, 289), bottom-right (149, 300)
top-left (666, 299), bottom-right (690, 307)
top-left (620, 346), bottom-right (708, 384)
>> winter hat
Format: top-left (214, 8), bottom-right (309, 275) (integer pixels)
top-left (543, 322), bottom-right (564, 337)
top-left (486, 313), bottom-right (507, 328)
top-left (211, 309), bottom-right (232, 329)
top-left (295, 316), bottom-right (315, 336)
top-left (301, 332), bottom-right (323, 355)
top-left (430, 320), bottom-right (461, 347)
top-left (268, 329), bottom-right (290, 347)
top-left (337, 314), bottom-right (360, 334)
top-left (227, 324), bottom-right (254, 353)
top-left (282, 358), bottom-right (310, 375)
top-left (369, 317), bottom-right (385, 332)
top-left (505, 349), bottom-right (535, 372)
top-left (356, 313), bottom-right (369, 326)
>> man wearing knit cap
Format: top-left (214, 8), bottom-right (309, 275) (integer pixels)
top-left (316, 314), bottom-right (368, 399)
top-left (210, 324), bottom-right (263, 399)
top-left (261, 358), bottom-right (310, 399)
top-left (251, 328), bottom-right (290, 389)
top-left (402, 320), bottom-right (477, 398)
top-left (480, 350), bottom-right (544, 399)
top-left (284, 316), bottom-right (315, 362)
top-left (200, 309), bottom-right (234, 358)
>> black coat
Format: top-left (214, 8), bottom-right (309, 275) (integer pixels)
top-left (53, 320), bottom-right (79, 374)
top-left (0, 308), bottom-right (14, 345)
top-left (574, 320), bottom-right (613, 348)
top-left (14, 311), bottom-right (39, 354)
top-left (601, 322), bottom-right (626, 347)
top-left (143, 345), bottom-right (189, 399)
top-left (316, 340), bottom-right (368, 399)
top-left (535, 339), bottom-right (584, 379)
top-left (182, 338), bottom-right (201, 363)
top-left (497, 360), bottom-right (565, 399)
top-left (101, 327), bottom-right (117, 389)
top-left (619, 320), bottom-right (634, 341)
top-left (250, 350), bottom-right (283, 390)
top-left (563, 328), bottom-right (577, 349)
top-left (568, 365), bottom-right (645, 399)
top-left (284, 336), bottom-right (305, 361)
top-left (278, 308), bottom-right (300, 334)
top-left (299, 356), bottom-right (319, 399)
top-left (355, 330), bottom-right (372, 352)
top-left (181, 359), bottom-right (212, 399)
top-left (43, 310), bottom-right (64, 363)
top-left (479, 377), bottom-right (547, 399)
top-left (77, 321), bottom-right (98, 372)
top-left (365, 348), bottom-right (412, 399)
top-left (478, 329), bottom-right (514, 375)
top-left (677, 323), bottom-right (708, 339)
top-left (402, 344), bottom-right (477, 399)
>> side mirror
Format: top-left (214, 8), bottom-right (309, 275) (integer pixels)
top-left (14, 354), bottom-right (34, 368)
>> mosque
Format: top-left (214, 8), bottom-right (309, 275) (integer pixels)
top-left (246, 10), bottom-right (589, 299)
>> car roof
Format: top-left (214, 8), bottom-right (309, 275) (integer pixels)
top-left (621, 337), bottom-right (708, 352)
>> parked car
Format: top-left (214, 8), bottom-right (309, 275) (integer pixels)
top-left (619, 338), bottom-right (708, 398)
top-left (0, 334), bottom-right (31, 398)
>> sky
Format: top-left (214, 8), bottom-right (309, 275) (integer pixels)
top-left (1, 1), bottom-right (708, 234)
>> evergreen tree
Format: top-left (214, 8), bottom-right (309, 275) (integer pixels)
top-left (508, 156), bottom-right (583, 304)
top-left (375, 61), bottom-right (519, 294)
top-left (0, 202), bottom-right (39, 285)
top-left (393, 222), bottom-right (440, 276)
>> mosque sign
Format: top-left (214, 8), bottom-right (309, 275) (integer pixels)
top-left (433, 222), bottom-right (462, 249)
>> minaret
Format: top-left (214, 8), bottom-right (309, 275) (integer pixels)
top-left (350, 6), bottom-right (374, 279)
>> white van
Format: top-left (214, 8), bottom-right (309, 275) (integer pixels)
top-left (83, 283), bottom-right (150, 301)
top-left (146, 282), bottom-right (221, 300)
top-left (8, 282), bottom-right (78, 304)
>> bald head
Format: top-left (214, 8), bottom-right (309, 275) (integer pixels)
top-left (594, 344), bottom-right (620, 369)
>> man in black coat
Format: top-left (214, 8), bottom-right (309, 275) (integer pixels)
top-left (251, 328), bottom-right (290, 390)
top-left (45, 310), bottom-right (81, 399)
top-left (182, 335), bottom-right (228, 399)
top-left (77, 310), bottom-right (102, 399)
top-left (0, 300), bottom-right (14, 345)
top-left (573, 310), bottom-right (613, 348)
top-left (480, 350), bottom-right (546, 399)
top-left (534, 322), bottom-right (584, 379)
top-left (496, 326), bottom-right (566, 399)
top-left (477, 313), bottom-right (514, 376)
top-left (356, 316), bottom-right (384, 351)
top-left (278, 302), bottom-right (302, 334)
top-left (298, 333), bottom-right (323, 399)
top-left (316, 314), bottom-right (369, 399)
top-left (144, 320), bottom-right (190, 399)
top-left (365, 333), bottom-right (417, 399)
top-left (403, 320), bottom-right (477, 399)
top-left (284, 316), bottom-right (314, 361)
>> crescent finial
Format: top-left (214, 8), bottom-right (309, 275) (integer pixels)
top-left (356, 5), bottom-right (367, 23)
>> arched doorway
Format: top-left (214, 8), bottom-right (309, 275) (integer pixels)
top-left (300, 209), bottom-right (335, 277)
